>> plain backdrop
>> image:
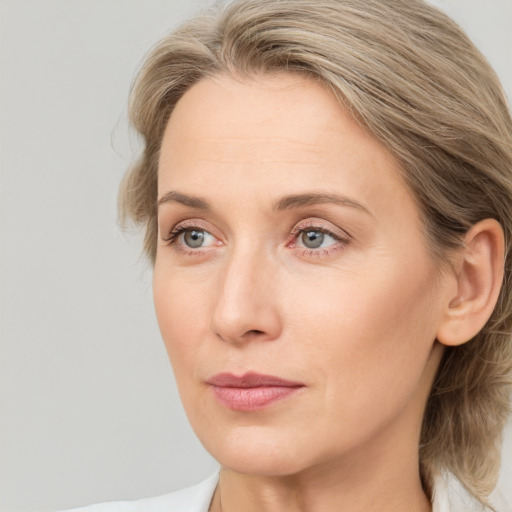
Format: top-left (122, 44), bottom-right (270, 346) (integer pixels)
top-left (0, 1), bottom-right (510, 511)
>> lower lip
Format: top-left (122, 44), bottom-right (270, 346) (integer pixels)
top-left (210, 385), bottom-right (302, 411)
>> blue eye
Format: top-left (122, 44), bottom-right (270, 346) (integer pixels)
top-left (180, 229), bottom-right (216, 248)
top-left (164, 226), bottom-right (217, 250)
top-left (301, 230), bottom-right (324, 248)
top-left (298, 230), bottom-right (337, 249)
top-left (183, 229), bottom-right (207, 248)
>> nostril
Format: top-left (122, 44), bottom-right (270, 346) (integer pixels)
top-left (247, 329), bottom-right (264, 336)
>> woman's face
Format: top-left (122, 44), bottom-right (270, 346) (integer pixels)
top-left (154, 73), bottom-right (449, 477)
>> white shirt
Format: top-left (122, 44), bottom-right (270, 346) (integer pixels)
top-left (64, 472), bottom-right (510, 512)
top-left (63, 474), bottom-right (219, 512)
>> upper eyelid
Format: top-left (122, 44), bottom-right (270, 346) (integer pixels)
top-left (291, 219), bottom-right (352, 240)
top-left (163, 218), bottom-right (213, 236)
top-left (173, 218), bottom-right (209, 228)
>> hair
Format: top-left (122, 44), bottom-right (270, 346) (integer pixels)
top-left (119, 0), bottom-right (512, 506)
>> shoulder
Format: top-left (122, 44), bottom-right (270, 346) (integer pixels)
top-left (61, 473), bottom-right (219, 512)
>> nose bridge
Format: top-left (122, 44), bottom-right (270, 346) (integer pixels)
top-left (211, 243), bottom-right (280, 343)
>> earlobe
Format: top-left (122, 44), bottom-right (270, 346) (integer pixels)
top-left (436, 219), bottom-right (505, 347)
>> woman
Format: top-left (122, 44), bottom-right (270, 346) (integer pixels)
top-left (70, 0), bottom-right (512, 510)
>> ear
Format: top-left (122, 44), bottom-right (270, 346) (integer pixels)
top-left (436, 219), bottom-right (505, 347)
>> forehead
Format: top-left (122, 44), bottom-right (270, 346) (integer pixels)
top-left (158, 73), bottom-right (418, 224)
top-left (160, 73), bottom-right (387, 167)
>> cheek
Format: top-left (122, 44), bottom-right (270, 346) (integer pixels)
top-left (152, 269), bottom-right (216, 431)
top-left (287, 260), bottom-right (440, 409)
top-left (152, 268), bottom-right (211, 373)
top-left (288, 259), bottom-right (436, 342)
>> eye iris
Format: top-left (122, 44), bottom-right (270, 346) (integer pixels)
top-left (184, 229), bottom-right (205, 248)
top-left (302, 230), bottom-right (324, 249)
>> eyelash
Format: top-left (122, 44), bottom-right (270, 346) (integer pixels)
top-left (163, 220), bottom-right (351, 257)
top-left (288, 222), bottom-right (350, 257)
top-left (162, 220), bottom-right (216, 256)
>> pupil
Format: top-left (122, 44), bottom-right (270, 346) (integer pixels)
top-left (184, 230), bottom-right (204, 248)
top-left (302, 230), bottom-right (324, 249)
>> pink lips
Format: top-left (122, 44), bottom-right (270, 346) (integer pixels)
top-left (207, 372), bottom-right (304, 411)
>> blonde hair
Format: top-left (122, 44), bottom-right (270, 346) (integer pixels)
top-left (120, 0), bottom-right (512, 505)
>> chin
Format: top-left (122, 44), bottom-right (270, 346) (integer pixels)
top-left (199, 424), bottom-right (312, 476)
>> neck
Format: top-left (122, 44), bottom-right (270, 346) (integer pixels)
top-left (210, 444), bottom-right (431, 512)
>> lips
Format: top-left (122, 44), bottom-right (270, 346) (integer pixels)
top-left (207, 372), bottom-right (304, 411)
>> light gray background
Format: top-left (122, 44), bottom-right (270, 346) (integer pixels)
top-left (0, 1), bottom-right (510, 511)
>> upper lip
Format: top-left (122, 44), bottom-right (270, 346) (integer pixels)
top-left (207, 372), bottom-right (304, 388)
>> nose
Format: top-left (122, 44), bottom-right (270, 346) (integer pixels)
top-left (210, 249), bottom-right (282, 345)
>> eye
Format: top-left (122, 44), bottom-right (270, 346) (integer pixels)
top-left (181, 229), bottom-right (215, 248)
top-left (298, 230), bottom-right (336, 249)
top-left (288, 218), bottom-right (351, 257)
top-left (163, 223), bottom-right (220, 252)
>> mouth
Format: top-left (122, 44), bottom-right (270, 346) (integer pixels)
top-left (206, 372), bottom-right (305, 411)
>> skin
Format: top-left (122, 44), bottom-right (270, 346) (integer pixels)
top-left (153, 73), bottom-right (458, 512)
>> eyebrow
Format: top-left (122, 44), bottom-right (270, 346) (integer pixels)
top-left (157, 190), bottom-right (371, 215)
top-left (273, 193), bottom-right (371, 215)
top-left (157, 191), bottom-right (211, 211)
